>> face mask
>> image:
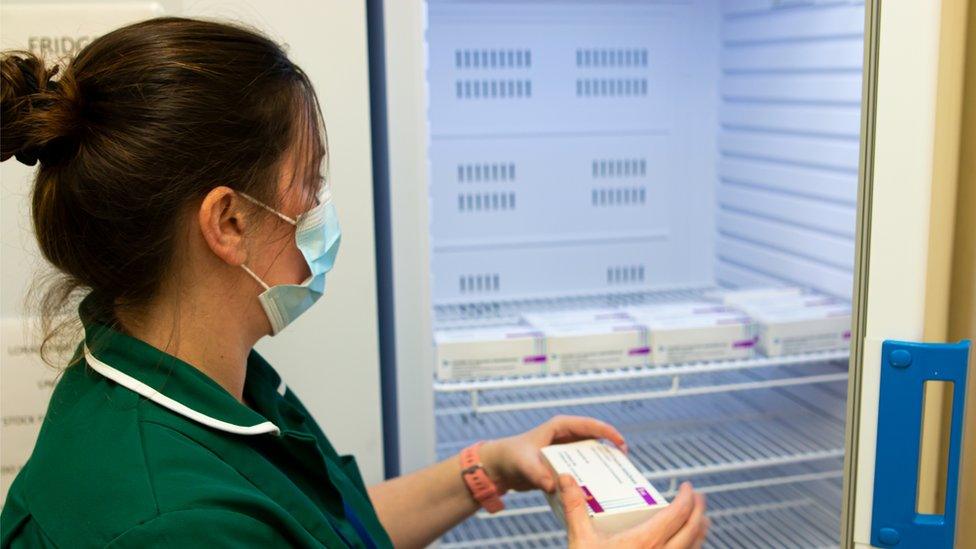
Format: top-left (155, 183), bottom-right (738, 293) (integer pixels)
top-left (239, 186), bottom-right (341, 335)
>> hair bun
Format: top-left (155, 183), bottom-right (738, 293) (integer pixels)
top-left (1, 51), bottom-right (79, 167)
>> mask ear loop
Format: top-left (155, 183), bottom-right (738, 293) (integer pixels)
top-left (238, 192), bottom-right (298, 225)
top-left (241, 264), bottom-right (271, 291)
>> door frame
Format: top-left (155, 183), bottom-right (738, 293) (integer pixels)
top-left (842, 1), bottom-right (950, 546)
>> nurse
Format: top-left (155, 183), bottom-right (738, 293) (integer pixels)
top-left (0, 17), bottom-right (707, 548)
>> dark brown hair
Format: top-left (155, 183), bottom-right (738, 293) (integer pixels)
top-left (0, 17), bottom-right (326, 362)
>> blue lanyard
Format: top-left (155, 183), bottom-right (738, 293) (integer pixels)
top-left (342, 500), bottom-right (377, 549)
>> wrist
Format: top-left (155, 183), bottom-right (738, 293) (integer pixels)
top-left (459, 441), bottom-right (507, 513)
top-left (478, 439), bottom-right (510, 495)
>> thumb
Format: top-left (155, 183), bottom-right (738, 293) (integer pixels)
top-left (558, 474), bottom-right (594, 543)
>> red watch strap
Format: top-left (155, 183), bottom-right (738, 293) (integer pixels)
top-left (460, 442), bottom-right (505, 513)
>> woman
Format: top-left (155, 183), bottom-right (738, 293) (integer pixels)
top-left (0, 17), bottom-right (707, 548)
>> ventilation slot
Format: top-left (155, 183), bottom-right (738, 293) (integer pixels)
top-left (456, 79), bottom-right (533, 99)
top-left (455, 49), bottom-right (532, 69)
top-left (457, 192), bottom-right (517, 212)
top-left (576, 48), bottom-right (648, 68)
top-left (459, 273), bottom-right (501, 294)
top-left (606, 265), bottom-right (646, 285)
top-left (457, 162), bottom-right (516, 183)
top-left (591, 187), bottom-right (647, 207)
top-left (575, 78), bottom-right (648, 97)
top-left (592, 158), bottom-right (647, 178)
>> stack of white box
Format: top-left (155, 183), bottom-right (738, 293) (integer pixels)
top-left (626, 301), bottom-right (757, 366)
top-left (434, 325), bottom-right (547, 380)
top-left (521, 309), bottom-right (650, 374)
top-left (432, 287), bottom-right (852, 380)
top-left (709, 288), bottom-right (852, 356)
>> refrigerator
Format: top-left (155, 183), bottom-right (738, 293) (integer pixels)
top-left (370, 1), bottom-right (970, 547)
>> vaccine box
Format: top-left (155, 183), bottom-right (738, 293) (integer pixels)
top-left (542, 440), bottom-right (668, 536)
top-left (539, 322), bottom-right (650, 373)
top-left (734, 293), bottom-right (845, 315)
top-left (522, 308), bottom-right (633, 327)
top-left (632, 311), bottom-right (757, 366)
top-left (706, 286), bottom-right (805, 307)
top-left (748, 303), bottom-right (852, 356)
top-left (625, 300), bottom-right (733, 319)
top-left (434, 326), bottom-right (547, 380)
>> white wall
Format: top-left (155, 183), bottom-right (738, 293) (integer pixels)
top-left (0, 0), bottom-right (385, 487)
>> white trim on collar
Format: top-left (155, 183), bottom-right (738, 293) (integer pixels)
top-left (84, 346), bottom-right (281, 437)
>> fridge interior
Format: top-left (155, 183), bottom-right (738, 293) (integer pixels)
top-left (424, 1), bottom-right (864, 546)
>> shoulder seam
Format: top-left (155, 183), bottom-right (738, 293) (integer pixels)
top-left (136, 420), bottom-right (271, 499)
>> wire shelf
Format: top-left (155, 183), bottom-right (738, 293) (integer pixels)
top-left (438, 386), bottom-right (847, 502)
top-left (433, 349), bottom-right (850, 393)
top-left (434, 358), bottom-right (849, 414)
top-left (431, 286), bottom-right (851, 548)
top-left (439, 471), bottom-right (843, 549)
top-left (435, 383), bottom-right (847, 547)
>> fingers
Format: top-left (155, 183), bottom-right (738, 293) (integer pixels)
top-left (558, 474), bottom-right (594, 543)
top-left (664, 492), bottom-right (708, 549)
top-left (527, 451), bottom-right (557, 493)
top-left (633, 482), bottom-right (696, 542)
top-left (548, 415), bottom-right (628, 453)
top-left (698, 516), bottom-right (711, 546)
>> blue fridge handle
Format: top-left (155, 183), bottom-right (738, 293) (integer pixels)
top-left (871, 340), bottom-right (971, 548)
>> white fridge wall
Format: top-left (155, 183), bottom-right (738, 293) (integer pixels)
top-left (425, 1), bottom-right (865, 305)
top-left (426, 1), bottom-right (719, 303)
top-left (714, 1), bottom-right (864, 298)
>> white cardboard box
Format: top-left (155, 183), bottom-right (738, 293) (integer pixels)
top-left (434, 326), bottom-right (547, 380)
top-left (540, 322), bottom-right (650, 373)
top-left (542, 440), bottom-right (668, 536)
top-left (748, 303), bottom-right (852, 356)
top-left (625, 300), bottom-right (734, 319)
top-left (734, 293), bottom-right (845, 315)
top-left (632, 311), bottom-right (757, 365)
top-left (522, 308), bottom-right (633, 327)
top-left (706, 286), bottom-right (805, 306)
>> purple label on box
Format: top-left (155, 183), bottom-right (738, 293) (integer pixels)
top-left (523, 355), bottom-right (547, 364)
top-left (732, 337), bottom-right (758, 349)
top-left (636, 487), bottom-right (657, 505)
top-left (580, 485), bottom-right (604, 513)
top-left (628, 346), bottom-right (651, 356)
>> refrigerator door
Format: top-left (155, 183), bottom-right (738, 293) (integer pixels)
top-left (843, 0), bottom-right (969, 548)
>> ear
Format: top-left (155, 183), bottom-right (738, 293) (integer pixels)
top-left (198, 186), bottom-right (248, 266)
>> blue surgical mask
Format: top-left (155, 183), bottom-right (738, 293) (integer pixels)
top-left (239, 186), bottom-right (341, 335)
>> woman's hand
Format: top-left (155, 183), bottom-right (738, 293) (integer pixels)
top-left (479, 415), bottom-right (628, 493)
top-left (561, 476), bottom-right (709, 548)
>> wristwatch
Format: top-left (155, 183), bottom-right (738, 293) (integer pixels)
top-left (460, 442), bottom-right (505, 513)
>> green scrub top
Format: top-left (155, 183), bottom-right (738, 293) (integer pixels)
top-left (0, 296), bottom-right (394, 548)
